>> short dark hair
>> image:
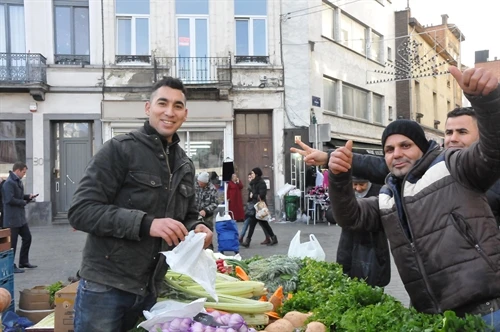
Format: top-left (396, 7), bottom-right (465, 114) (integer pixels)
top-left (150, 77), bottom-right (187, 102)
top-left (447, 107), bottom-right (476, 120)
top-left (13, 162), bottom-right (27, 172)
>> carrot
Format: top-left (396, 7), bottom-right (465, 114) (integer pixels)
top-left (235, 266), bottom-right (250, 281)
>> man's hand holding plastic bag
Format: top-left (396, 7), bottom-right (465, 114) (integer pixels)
top-left (162, 231), bottom-right (218, 302)
top-left (150, 218), bottom-right (212, 248)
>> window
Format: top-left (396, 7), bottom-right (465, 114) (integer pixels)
top-left (0, 121), bottom-right (26, 179)
top-left (321, 2), bottom-right (335, 40)
top-left (0, 1), bottom-right (25, 53)
top-left (370, 31), bottom-right (382, 62)
top-left (176, 0), bottom-right (210, 81)
top-left (115, 0), bottom-right (150, 63)
top-left (54, 0), bottom-right (90, 65)
top-left (340, 14), bottom-right (366, 55)
top-left (387, 46), bottom-right (392, 62)
top-left (185, 131), bottom-right (224, 173)
top-left (323, 77), bottom-right (336, 113)
top-left (343, 84), bottom-right (368, 120)
top-left (373, 94), bottom-right (383, 124)
top-left (234, 0), bottom-right (267, 63)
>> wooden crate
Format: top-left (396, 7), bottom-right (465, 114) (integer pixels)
top-left (0, 229), bottom-right (11, 252)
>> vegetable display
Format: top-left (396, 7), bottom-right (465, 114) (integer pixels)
top-left (280, 258), bottom-right (490, 331)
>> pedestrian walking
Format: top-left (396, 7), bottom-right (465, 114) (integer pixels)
top-left (241, 167), bottom-right (277, 247)
top-left (1, 162), bottom-right (38, 273)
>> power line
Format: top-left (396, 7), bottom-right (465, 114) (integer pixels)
top-left (283, 0), bottom-right (370, 21)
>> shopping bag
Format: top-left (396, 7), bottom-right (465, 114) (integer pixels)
top-left (138, 298), bottom-right (206, 330)
top-left (245, 202), bottom-right (256, 218)
top-left (162, 231), bottom-right (218, 302)
top-left (287, 230), bottom-right (326, 261)
top-left (254, 201), bottom-right (271, 221)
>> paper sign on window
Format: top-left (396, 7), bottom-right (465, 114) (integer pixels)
top-left (179, 37), bottom-right (190, 46)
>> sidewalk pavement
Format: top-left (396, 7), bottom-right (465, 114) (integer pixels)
top-left (12, 221), bottom-right (410, 309)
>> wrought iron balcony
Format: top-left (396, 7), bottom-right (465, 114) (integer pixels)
top-left (234, 55), bottom-right (269, 65)
top-left (154, 57), bottom-right (231, 84)
top-left (54, 54), bottom-right (90, 66)
top-left (115, 55), bottom-right (152, 65)
top-left (0, 53), bottom-right (47, 83)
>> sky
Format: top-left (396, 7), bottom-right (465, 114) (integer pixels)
top-left (394, 0), bottom-right (499, 67)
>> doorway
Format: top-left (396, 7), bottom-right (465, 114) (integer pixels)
top-left (51, 122), bottom-right (92, 220)
top-left (234, 111), bottom-right (274, 210)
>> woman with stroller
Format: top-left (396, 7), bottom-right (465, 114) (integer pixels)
top-left (241, 167), bottom-right (277, 247)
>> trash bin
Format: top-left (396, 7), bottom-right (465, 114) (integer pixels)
top-left (285, 195), bottom-right (300, 221)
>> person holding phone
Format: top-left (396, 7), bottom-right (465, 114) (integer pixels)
top-left (1, 161), bottom-right (38, 273)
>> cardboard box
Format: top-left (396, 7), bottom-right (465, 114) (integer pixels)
top-left (54, 282), bottom-right (78, 332)
top-left (19, 286), bottom-right (52, 310)
top-left (17, 308), bottom-right (54, 324)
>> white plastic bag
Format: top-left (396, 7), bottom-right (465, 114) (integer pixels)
top-left (138, 298), bottom-right (206, 330)
top-left (254, 201), bottom-right (271, 221)
top-left (287, 230), bottom-right (326, 261)
top-left (162, 231), bottom-right (218, 302)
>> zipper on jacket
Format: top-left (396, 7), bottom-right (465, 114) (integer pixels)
top-left (410, 242), bottom-right (442, 312)
top-left (163, 146), bottom-right (173, 191)
top-left (451, 213), bottom-right (498, 271)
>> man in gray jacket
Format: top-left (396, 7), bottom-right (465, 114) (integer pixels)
top-left (68, 77), bottom-right (213, 332)
top-left (2, 162), bottom-right (38, 273)
top-left (329, 66), bottom-right (500, 329)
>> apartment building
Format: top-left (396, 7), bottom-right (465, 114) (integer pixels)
top-left (394, 11), bottom-right (463, 143)
top-left (281, 0), bottom-right (397, 187)
top-left (0, 0), bottom-right (284, 224)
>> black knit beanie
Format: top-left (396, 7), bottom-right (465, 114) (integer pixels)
top-left (381, 119), bottom-right (429, 154)
top-left (252, 167), bottom-right (263, 177)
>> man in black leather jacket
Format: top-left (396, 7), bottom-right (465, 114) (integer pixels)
top-left (68, 77), bottom-right (213, 332)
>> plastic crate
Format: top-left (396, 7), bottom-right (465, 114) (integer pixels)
top-left (0, 249), bottom-right (13, 279)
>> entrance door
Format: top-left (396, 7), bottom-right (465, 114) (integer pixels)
top-left (234, 111), bottom-right (274, 210)
top-left (177, 17), bottom-right (209, 82)
top-left (51, 122), bottom-right (92, 220)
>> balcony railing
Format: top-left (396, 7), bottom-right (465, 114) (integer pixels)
top-left (235, 55), bottom-right (269, 65)
top-left (154, 57), bottom-right (231, 84)
top-left (115, 55), bottom-right (152, 65)
top-left (0, 53), bottom-right (47, 83)
top-left (55, 54), bottom-right (90, 66)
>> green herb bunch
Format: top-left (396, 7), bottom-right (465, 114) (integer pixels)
top-left (280, 258), bottom-right (490, 332)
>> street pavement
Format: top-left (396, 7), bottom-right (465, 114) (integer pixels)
top-left (11, 220), bottom-right (410, 309)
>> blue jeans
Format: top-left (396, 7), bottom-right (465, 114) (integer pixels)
top-left (240, 218), bottom-right (251, 238)
top-left (74, 278), bottom-right (156, 332)
top-left (482, 309), bottom-right (500, 331)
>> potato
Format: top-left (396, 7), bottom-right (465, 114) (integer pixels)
top-left (283, 311), bottom-right (313, 328)
top-left (264, 318), bottom-right (295, 332)
top-left (305, 321), bottom-right (327, 332)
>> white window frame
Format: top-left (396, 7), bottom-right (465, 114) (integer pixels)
top-left (115, 14), bottom-right (150, 56)
top-left (175, 14), bottom-right (210, 58)
top-left (373, 93), bottom-right (384, 124)
top-left (234, 15), bottom-right (268, 56)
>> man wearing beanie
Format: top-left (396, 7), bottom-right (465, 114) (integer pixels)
top-left (195, 171), bottom-right (219, 231)
top-left (328, 66), bottom-right (500, 329)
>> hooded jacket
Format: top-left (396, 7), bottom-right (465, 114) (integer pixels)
top-left (329, 86), bottom-right (500, 314)
top-left (69, 125), bottom-right (207, 297)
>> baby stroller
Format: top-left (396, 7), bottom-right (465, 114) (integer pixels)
top-left (215, 211), bottom-right (239, 255)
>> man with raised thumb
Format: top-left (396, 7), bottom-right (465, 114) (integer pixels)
top-left (328, 66), bottom-right (500, 330)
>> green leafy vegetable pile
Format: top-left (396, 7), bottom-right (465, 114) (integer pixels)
top-left (246, 255), bottom-right (303, 294)
top-left (280, 259), bottom-right (490, 332)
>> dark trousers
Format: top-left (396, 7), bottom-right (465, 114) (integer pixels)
top-left (10, 224), bottom-right (32, 266)
top-left (246, 217), bottom-right (275, 240)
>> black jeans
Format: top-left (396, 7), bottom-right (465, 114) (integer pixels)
top-left (10, 224), bottom-right (32, 266)
top-left (246, 217), bottom-right (275, 240)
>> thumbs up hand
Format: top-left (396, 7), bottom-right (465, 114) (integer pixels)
top-left (449, 66), bottom-right (498, 96)
top-left (329, 140), bottom-right (353, 175)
